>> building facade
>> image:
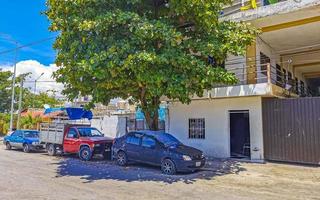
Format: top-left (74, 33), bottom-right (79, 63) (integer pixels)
top-left (166, 0), bottom-right (320, 163)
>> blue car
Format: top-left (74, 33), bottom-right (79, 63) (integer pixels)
top-left (112, 131), bottom-right (206, 175)
top-left (3, 130), bottom-right (42, 153)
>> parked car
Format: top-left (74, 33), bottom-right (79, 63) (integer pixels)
top-left (39, 123), bottom-right (113, 161)
top-left (112, 131), bottom-right (206, 175)
top-left (3, 130), bottom-right (42, 153)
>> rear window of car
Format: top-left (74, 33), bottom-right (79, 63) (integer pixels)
top-left (23, 131), bottom-right (39, 138)
top-left (126, 136), bottom-right (140, 145)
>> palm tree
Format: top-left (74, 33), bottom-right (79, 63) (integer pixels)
top-left (20, 114), bottom-right (42, 130)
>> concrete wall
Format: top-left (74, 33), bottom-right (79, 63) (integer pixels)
top-left (91, 115), bottom-right (128, 138)
top-left (167, 96), bottom-right (264, 161)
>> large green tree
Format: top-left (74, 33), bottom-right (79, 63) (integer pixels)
top-left (46, 0), bottom-right (258, 130)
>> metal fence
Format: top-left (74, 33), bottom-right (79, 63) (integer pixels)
top-left (262, 97), bottom-right (320, 165)
top-left (126, 118), bottom-right (165, 131)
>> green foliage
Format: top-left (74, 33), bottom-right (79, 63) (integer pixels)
top-left (0, 70), bottom-right (62, 112)
top-left (23, 91), bottom-right (62, 109)
top-left (46, 0), bottom-right (258, 130)
top-left (0, 113), bottom-right (10, 135)
top-left (0, 71), bottom-right (14, 113)
top-left (20, 114), bottom-right (42, 130)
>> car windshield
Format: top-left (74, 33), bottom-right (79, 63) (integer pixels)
top-left (23, 131), bottom-right (39, 138)
top-left (156, 133), bottom-right (181, 147)
top-left (77, 127), bottom-right (103, 137)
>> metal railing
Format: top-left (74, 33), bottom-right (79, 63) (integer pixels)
top-left (224, 63), bottom-right (312, 97)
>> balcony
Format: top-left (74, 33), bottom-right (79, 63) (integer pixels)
top-left (221, 0), bottom-right (320, 23)
top-left (221, 0), bottom-right (288, 17)
top-left (192, 63), bottom-right (312, 100)
top-left (228, 63), bottom-right (311, 96)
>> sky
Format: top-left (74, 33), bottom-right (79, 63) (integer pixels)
top-left (0, 0), bottom-right (61, 94)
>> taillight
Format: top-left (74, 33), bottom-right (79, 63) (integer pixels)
top-left (112, 139), bottom-right (116, 145)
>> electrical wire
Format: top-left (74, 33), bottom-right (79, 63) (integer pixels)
top-left (0, 36), bottom-right (56, 55)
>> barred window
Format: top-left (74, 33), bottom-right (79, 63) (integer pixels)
top-left (188, 118), bottom-right (205, 139)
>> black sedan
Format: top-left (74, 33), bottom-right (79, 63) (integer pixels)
top-left (112, 131), bottom-right (206, 175)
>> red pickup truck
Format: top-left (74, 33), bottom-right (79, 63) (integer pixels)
top-left (39, 123), bottom-right (113, 161)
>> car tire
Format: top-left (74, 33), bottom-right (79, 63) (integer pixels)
top-left (5, 142), bottom-right (11, 150)
top-left (47, 144), bottom-right (56, 156)
top-left (79, 146), bottom-right (92, 161)
top-left (23, 144), bottom-right (31, 153)
top-left (161, 159), bottom-right (176, 175)
top-left (116, 151), bottom-right (127, 166)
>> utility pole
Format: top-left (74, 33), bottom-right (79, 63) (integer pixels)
top-left (33, 72), bottom-right (44, 109)
top-left (16, 78), bottom-right (24, 129)
top-left (9, 41), bottom-right (18, 132)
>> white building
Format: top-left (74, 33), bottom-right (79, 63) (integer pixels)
top-left (166, 0), bottom-right (320, 162)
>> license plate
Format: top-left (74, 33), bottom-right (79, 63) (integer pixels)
top-left (196, 162), bottom-right (201, 167)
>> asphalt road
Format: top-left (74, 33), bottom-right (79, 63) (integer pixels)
top-left (0, 143), bottom-right (319, 200)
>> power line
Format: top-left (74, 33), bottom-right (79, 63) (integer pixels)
top-left (24, 80), bottom-right (58, 83)
top-left (0, 36), bottom-right (56, 55)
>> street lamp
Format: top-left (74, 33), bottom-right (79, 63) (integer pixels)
top-left (33, 72), bottom-right (44, 109)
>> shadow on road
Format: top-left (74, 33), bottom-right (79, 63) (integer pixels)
top-left (53, 156), bottom-right (246, 184)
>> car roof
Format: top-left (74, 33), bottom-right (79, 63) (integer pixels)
top-left (131, 130), bottom-right (166, 137)
top-left (17, 129), bottom-right (39, 132)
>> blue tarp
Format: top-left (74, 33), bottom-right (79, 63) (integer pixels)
top-left (44, 107), bottom-right (93, 120)
top-left (65, 108), bottom-right (93, 120)
top-left (44, 107), bottom-right (65, 114)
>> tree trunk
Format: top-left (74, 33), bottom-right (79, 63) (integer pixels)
top-left (144, 109), bottom-right (159, 131)
top-left (139, 86), bottom-right (160, 131)
top-left (141, 98), bottom-right (160, 131)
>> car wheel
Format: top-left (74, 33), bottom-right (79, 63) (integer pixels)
top-left (79, 146), bottom-right (92, 161)
top-left (23, 144), bottom-right (31, 153)
top-left (5, 142), bottom-right (11, 150)
top-left (161, 159), bottom-right (176, 175)
top-left (116, 151), bottom-right (127, 166)
top-left (47, 144), bottom-right (56, 156)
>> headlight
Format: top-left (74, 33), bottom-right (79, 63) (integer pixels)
top-left (201, 153), bottom-right (205, 158)
top-left (94, 144), bottom-right (101, 147)
top-left (32, 142), bottom-right (39, 145)
top-left (182, 155), bottom-right (192, 161)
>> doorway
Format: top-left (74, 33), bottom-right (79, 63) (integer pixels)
top-left (229, 110), bottom-right (251, 159)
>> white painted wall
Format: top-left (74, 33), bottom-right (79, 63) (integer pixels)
top-left (91, 115), bottom-right (128, 138)
top-left (167, 96), bottom-right (264, 161)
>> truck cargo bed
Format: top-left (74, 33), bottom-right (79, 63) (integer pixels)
top-left (39, 123), bottom-right (65, 145)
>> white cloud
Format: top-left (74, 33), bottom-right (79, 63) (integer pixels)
top-left (1, 60), bottom-right (64, 97)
